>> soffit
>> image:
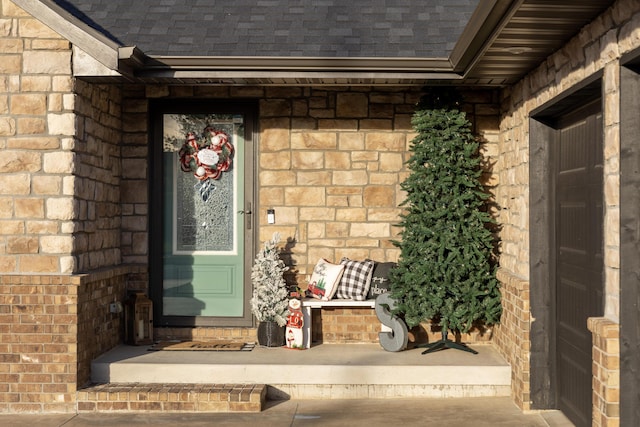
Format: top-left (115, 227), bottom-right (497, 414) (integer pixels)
top-left (462, 0), bottom-right (616, 86)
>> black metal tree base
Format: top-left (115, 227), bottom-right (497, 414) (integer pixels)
top-left (417, 329), bottom-right (478, 355)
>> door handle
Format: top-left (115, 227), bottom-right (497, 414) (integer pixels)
top-left (245, 202), bottom-right (252, 230)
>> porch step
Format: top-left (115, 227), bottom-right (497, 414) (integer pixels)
top-left (77, 383), bottom-right (266, 413)
top-left (91, 343), bottom-right (511, 402)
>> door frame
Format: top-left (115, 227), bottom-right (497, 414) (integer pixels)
top-left (620, 47), bottom-right (640, 427)
top-left (529, 72), bottom-right (603, 411)
top-left (148, 99), bottom-right (258, 327)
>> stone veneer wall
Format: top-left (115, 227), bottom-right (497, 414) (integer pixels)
top-left (494, 0), bottom-right (638, 420)
top-left (0, 1), bottom-right (124, 274)
top-left (0, 0), bottom-right (75, 274)
top-left (256, 87), bottom-right (500, 274)
top-left (120, 85), bottom-right (149, 266)
top-left (72, 79), bottom-right (123, 272)
top-left (257, 86), bottom-right (414, 266)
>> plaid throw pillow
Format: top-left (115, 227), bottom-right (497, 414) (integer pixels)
top-left (335, 258), bottom-right (375, 301)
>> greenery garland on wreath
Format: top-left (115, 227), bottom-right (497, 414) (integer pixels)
top-left (179, 126), bottom-right (234, 181)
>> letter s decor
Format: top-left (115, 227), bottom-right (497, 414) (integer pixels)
top-left (375, 293), bottom-right (408, 352)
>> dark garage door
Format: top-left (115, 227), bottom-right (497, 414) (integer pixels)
top-left (554, 102), bottom-right (604, 427)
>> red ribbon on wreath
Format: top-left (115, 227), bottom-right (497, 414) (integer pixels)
top-left (179, 127), bottom-right (234, 181)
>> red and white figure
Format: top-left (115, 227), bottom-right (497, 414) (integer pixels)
top-left (179, 127), bottom-right (234, 181)
top-left (285, 298), bottom-right (304, 349)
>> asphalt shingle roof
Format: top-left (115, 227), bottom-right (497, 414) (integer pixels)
top-left (54, 0), bottom-right (479, 58)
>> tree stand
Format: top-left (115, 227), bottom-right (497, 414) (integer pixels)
top-left (418, 326), bottom-right (478, 355)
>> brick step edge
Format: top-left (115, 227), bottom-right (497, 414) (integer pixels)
top-left (77, 383), bottom-right (266, 413)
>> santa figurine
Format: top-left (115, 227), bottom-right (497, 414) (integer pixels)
top-left (285, 298), bottom-right (304, 349)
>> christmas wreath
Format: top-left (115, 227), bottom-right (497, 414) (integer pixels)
top-left (178, 127), bottom-right (234, 181)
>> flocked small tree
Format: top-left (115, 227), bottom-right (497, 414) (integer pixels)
top-left (390, 88), bottom-right (502, 354)
top-left (250, 232), bottom-right (290, 327)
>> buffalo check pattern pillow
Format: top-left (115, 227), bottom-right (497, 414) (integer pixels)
top-left (335, 258), bottom-right (375, 301)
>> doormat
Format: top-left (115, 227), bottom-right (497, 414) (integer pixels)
top-left (149, 341), bottom-right (255, 352)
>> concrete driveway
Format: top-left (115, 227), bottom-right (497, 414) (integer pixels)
top-left (0, 397), bottom-right (573, 427)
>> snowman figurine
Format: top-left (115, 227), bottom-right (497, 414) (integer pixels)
top-left (285, 298), bottom-right (304, 349)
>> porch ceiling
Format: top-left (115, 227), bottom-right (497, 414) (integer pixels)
top-left (461, 0), bottom-right (617, 86)
top-left (17, 0), bottom-right (616, 87)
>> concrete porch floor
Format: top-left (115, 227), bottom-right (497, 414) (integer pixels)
top-left (92, 342), bottom-right (511, 400)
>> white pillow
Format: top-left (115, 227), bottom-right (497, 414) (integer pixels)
top-left (306, 259), bottom-right (345, 301)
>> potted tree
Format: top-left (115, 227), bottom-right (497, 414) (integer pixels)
top-left (390, 88), bottom-right (502, 354)
top-left (250, 232), bottom-right (289, 347)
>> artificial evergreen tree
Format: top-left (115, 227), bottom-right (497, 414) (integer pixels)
top-left (250, 232), bottom-right (290, 327)
top-left (390, 88), bottom-right (502, 354)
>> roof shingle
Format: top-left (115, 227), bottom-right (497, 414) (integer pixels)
top-left (53, 0), bottom-right (480, 58)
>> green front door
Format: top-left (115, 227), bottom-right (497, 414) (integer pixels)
top-left (151, 103), bottom-right (256, 327)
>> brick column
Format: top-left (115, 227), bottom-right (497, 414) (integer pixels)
top-left (494, 268), bottom-right (531, 410)
top-left (588, 317), bottom-right (620, 427)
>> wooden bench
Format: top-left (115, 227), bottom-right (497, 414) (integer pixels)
top-left (301, 298), bottom-right (389, 348)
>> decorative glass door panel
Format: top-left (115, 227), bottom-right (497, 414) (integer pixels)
top-left (162, 114), bottom-right (245, 318)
